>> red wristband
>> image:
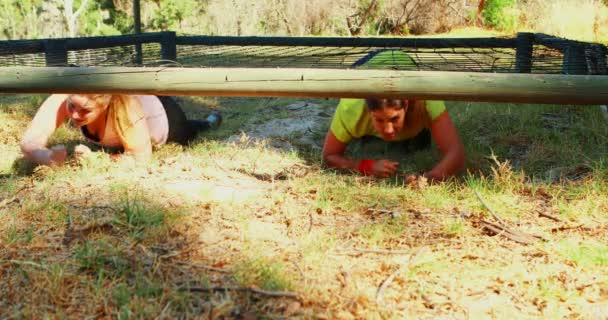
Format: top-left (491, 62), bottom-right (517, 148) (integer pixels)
top-left (357, 159), bottom-right (376, 176)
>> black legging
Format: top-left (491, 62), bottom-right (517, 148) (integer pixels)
top-left (157, 96), bottom-right (211, 145)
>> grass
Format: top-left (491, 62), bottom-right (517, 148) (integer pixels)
top-left (0, 93), bottom-right (607, 319)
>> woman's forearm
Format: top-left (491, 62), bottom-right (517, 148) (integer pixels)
top-left (323, 153), bottom-right (359, 172)
top-left (426, 148), bottom-right (465, 181)
top-left (22, 147), bottom-right (53, 166)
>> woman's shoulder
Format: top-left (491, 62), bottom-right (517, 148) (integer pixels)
top-left (336, 98), bottom-right (366, 116)
top-left (36, 94), bottom-right (70, 118)
top-left (131, 95), bottom-right (164, 113)
top-left (131, 95), bottom-right (161, 105)
top-left (422, 100), bottom-right (446, 121)
top-left (337, 98), bottom-right (365, 109)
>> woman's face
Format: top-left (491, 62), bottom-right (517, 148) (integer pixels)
top-left (370, 103), bottom-right (407, 141)
top-left (65, 95), bottom-right (107, 127)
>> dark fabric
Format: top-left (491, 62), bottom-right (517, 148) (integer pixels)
top-left (157, 96), bottom-right (210, 145)
top-left (403, 128), bottom-right (432, 152)
top-left (359, 128), bottom-right (432, 152)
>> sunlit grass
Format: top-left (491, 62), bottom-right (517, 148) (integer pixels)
top-left (553, 239), bottom-right (608, 268)
top-left (356, 217), bottom-right (408, 248)
top-left (233, 256), bottom-right (295, 291)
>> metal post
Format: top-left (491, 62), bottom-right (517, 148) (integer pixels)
top-left (133, 0), bottom-right (143, 65)
top-left (585, 44), bottom-right (607, 75)
top-left (160, 31), bottom-right (177, 62)
top-left (563, 43), bottom-right (587, 75)
top-left (515, 32), bottom-right (534, 73)
top-left (44, 39), bottom-right (68, 66)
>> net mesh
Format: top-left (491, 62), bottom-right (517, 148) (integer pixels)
top-left (0, 33), bottom-right (605, 75)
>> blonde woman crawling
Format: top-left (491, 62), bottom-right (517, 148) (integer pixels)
top-left (21, 94), bottom-right (222, 167)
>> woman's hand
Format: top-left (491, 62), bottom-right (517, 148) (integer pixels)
top-left (49, 145), bottom-right (67, 167)
top-left (404, 173), bottom-right (430, 188)
top-left (74, 144), bottom-right (92, 161)
top-left (371, 159), bottom-right (399, 178)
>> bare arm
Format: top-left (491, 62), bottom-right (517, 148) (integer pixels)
top-left (322, 130), bottom-right (398, 177)
top-left (21, 94), bottom-right (70, 166)
top-left (425, 112), bottom-right (465, 181)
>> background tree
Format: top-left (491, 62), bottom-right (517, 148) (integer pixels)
top-left (346, 0), bottom-right (379, 36)
top-left (476, 0), bottom-right (487, 26)
top-left (55, 0), bottom-right (91, 37)
top-left (481, 0), bottom-right (518, 32)
top-left (0, 0), bottom-right (44, 39)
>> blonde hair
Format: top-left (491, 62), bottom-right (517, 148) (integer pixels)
top-left (70, 94), bottom-right (147, 150)
top-left (72, 94), bottom-right (112, 111)
top-left (106, 95), bottom-right (147, 151)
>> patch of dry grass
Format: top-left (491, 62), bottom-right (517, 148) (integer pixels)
top-left (0, 95), bottom-right (607, 319)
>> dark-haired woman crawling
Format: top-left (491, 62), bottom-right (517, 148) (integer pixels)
top-left (322, 98), bottom-right (465, 182)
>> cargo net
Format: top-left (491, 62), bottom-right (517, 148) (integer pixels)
top-left (0, 36), bottom-right (605, 75)
top-left (173, 44), bottom-right (566, 74)
top-left (0, 43), bottom-right (162, 67)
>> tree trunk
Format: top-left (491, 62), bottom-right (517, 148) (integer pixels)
top-left (347, 0), bottom-right (378, 36)
top-left (61, 0), bottom-right (90, 37)
top-left (476, 0), bottom-right (486, 26)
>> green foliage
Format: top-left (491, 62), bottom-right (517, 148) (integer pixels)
top-left (482, 0), bottom-right (519, 32)
top-left (3, 225), bottom-right (34, 245)
top-left (357, 217), bottom-right (408, 247)
top-left (74, 240), bottom-right (130, 275)
top-left (0, 0), bottom-right (45, 39)
top-left (78, 1), bottom-right (122, 36)
top-left (150, 1), bottom-right (181, 31)
top-left (112, 196), bottom-right (169, 241)
top-left (234, 257), bottom-right (294, 291)
top-left (149, 1), bottom-right (199, 31)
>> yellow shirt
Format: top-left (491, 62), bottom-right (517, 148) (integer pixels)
top-left (330, 99), bottom-right (446, 143)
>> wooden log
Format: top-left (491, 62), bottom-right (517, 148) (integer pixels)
top-left (0, 66), bottom-right (607, 105)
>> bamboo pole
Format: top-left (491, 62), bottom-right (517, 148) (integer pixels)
top-left (1, 66), bottom-right (607, 105)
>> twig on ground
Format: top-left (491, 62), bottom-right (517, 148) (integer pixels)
top-left (474, 189), bottom-right (546, 244)
top-left (174, 260), bottom-right (230, 273)
top-left (576, 280), bottom-right (606, 291)
top-left (336, 248), bottom-right (410, 255)
top-left (377, 265), bottom-right (406, 303)
top-left (551, 224), bottom-right (592, 232)
top-left (184, 286), bottom-right (299, 300)
top-left (0, 196), bottom-right (18, 209)
top-left (367, 208), bottom-right (435, 219)
top-left (473, 189), bottom-right (507, 226)
top-left (537, 211), bottom-right (562, 222)
top-left (502, 285), bottom-right (528, 311)
top-left (6, 259), bottom-right (49, 271)
top-left (376, 247), bottom-right (427, 303)
top-left (479, 219), bottom-right (535, 245)
top-left (292, 261), bottom-right (306, 282)
top-left (421, 294), bottom-right (435, 309)
top-left (155, 302), bottom-right (172, 320)
top-left (480, 218), bottom-right (547, 242)
top-left (308, 211), bottom-right (313, 233)
top-left (63, 222), bottom-right (114, 245)
top-left (367, 208), bottom-right (403, 218)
